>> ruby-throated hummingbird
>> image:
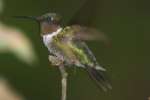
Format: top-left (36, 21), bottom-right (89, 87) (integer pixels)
top-left (15, 13), bottom-right (112, 91)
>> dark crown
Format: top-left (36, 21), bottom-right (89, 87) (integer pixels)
top-left (38, 13), bottom-right (62, 24)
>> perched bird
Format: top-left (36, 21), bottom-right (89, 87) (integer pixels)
top-left (15, 13), bottom-right (112, 91)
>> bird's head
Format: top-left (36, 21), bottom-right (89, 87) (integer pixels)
top-left (14, 13), bottom-right (62, 35)
top-left (37, 13), bottom-right (62, 25)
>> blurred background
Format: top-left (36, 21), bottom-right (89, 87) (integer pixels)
top-left (0, 0), bottom-right (150, 100)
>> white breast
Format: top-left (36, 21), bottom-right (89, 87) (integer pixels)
top-left (42, 28), bottom-right (62, 47)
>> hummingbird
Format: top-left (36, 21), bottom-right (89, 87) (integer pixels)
top-left (15, 13), bottom-right (112, 91)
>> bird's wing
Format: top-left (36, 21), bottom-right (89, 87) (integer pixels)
top-left (61, 25), bottom-right (109, 42)
top-left (53, 26), bottom-right (106, 68)
top-left (52, 25), bottom-right (110, 61)
top-left (73, 25), bottom-right (109, 41)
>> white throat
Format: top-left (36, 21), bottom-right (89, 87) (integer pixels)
top-left (42, 28), bottom-right (62, 46)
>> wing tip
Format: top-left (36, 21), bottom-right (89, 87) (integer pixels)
top-left (86, 66), bottom-right (112, 92)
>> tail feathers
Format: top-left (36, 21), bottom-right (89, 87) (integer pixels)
top-left (86, 66), bottom-right (112, 92)
top-left (95, 65), bottom-right (106, 71)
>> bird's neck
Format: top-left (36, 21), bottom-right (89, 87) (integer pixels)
top-left (41, 24), bottom-right (61, 36)
top-left (43, 27), bottom-right (62, 37)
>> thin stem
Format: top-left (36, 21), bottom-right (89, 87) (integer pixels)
top-left (59, 65), bottom-right (68, 100)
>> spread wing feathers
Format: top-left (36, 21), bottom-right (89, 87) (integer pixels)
top-left (58, 25), bottom-right (109, 42)
top-left (71, 25), bottom-right (107, 41)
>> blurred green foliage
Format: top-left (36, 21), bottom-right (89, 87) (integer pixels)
top-left (0, 0), bottom-right (150, 100)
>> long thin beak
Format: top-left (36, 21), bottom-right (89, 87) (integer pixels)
top-left (13, 16), bottom-right (41, 34)
top-left (13, 16), bottom-right (39, 21)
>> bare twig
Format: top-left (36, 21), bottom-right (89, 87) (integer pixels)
top-left (59, 65), bottom-right (68, 100)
